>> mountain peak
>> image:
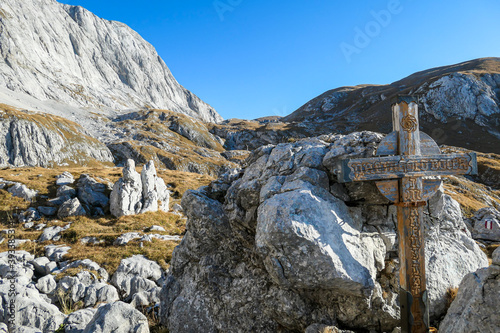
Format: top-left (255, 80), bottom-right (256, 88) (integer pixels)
top-left (0, 0), bottom-right (222, 123)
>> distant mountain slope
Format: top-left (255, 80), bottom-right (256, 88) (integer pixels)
top-left (0, 0), bottom-right (222, 123)
top-left (284, 58), bottom-right (500, 153)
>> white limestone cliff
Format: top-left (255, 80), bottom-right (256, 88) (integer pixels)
top-left (0, 0), bottom-right (222, 123)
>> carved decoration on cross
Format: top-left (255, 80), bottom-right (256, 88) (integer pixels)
top-left (337, 95), bottom-right (477, 333)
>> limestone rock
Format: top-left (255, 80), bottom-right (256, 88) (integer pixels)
top-left (110, 159), bottom-right (169, 217)
top-left (426, 188), bottom-right (489, 319)
top-left (58, 197), bottom-right (86, 219)
top-left (64, 308), bottom-right (97, 333)
top-left (45, 245), bottom-right (71, 262)
top-left (161, 133), bottom-right (489, 333)
top-left (76, 174), bottom-right (109, 211)
top-left (111, 255), bottom-right (162, 301)
top-left (38, 226), bottom-right (64, 242)
top-left (0, 0), bottom-right (221, 123)
top-left (114, 232), bottom-right (142, 246)
top-left (140, 161), bottom-right (159, 214)
top-left (56, 185), bottom-right (76, 198)
top-left (110, 159), bottom-right (142, 217)
top-left (17, 207), bottom-right (41, 223)
top-left (7, 183), bottom-right (37, 201)
top-left (82, 301), bottom-right (149, 333)
top-left (439, 265), bottom-right (500, 333)
top-left (0, 108), bottom-right (114, 168)
top-left (0, 282), bottom-right (66, 332)
top-left (56, 172), bottom-right (75, 186)
top-left (37, 206), bottom-right (58, 217)
top-left (36, 275), bottom-right (57, 294)
top-left (29, 256), bottom-right (50, 276)
top-left (469, 207), bottom-right (500, 241)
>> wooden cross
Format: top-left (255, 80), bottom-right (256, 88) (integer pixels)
top-left (337, 96), bottom-right (477, 333)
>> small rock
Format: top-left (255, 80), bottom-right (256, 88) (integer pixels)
top-left (44, 261), bottom-right (58, 275)
top-left (172, 203), bottom-right (183, 212)
top-left (37, 206), bottom-right (58, 216)
top-left (45, 244), bottom-right (71, 262)
top-left (18, 207), bottom-right (41, 223)
top-left (8, 183), bottom-right (37, 201)
top-left (82, 301), bottom-right (149, 333)
top-left (36, 274), bottom-right (57, 294)
top-left (77, 174), bottom-right (109, 209)
top-left (114, 232), bottom-right (142, 246)
top-left (56, 185), bottom-right (76, 198)
top-left (80, 236), bottom-right (105, 245)
top-left (23, 222), bottom-right (34, 229)
top-left (64, 308), bottom-right (97, 333)
top-left (56, 171), bottom-right (74, 186)
top-left (46, 195), bottom-right (72, 206)
top-left (33, 223), bottom-right (46, 231)
top-left (38, 226), bottom-right (64, 242)
top-left (58, 197), bottom-right (86, 219)
top-left (29, 256), bottom-right (50, 275)
top-left (144, 225), bottom-right (166, 232)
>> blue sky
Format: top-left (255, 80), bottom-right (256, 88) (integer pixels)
top-left (60, 0), bottom-right (500, 120)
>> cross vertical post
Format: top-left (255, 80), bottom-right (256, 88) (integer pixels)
top-left (337, 95), bottom-right (478, 333)
top-left (394, 99), bottom-right (428, 333)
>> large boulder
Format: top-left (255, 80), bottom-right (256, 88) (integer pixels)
top-left (160, 132), bottom-right (488, 333)
top-left (439, 247), bottom-right (500, 333)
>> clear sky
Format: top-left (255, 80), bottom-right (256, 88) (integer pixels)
top-left (59, 0), bottom-right (500, 120)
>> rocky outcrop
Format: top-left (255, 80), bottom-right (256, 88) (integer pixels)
top-left (439, 247), bottom-right (500, 333)
top-left (0, 106), bottom-right (113, 168)
top-left (468, 207), bottom-right (500, 241)
top-left (110, 159), bottom-right (170, 217)
top-left (160, 132), bottom-right (488, 332)
top-left (0, 0), bottom-right (221, 123)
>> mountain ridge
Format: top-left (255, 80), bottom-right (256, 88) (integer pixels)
top-left (0, 0), bottom-right (222, 123)
top-left (283, 57), bottom-right (500, 153)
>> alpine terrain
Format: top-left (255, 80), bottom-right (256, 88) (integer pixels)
top-left (0, 0), bottom-right (498, 332)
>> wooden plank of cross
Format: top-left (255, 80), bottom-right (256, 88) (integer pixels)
top-left (337, 96), bottom-right (477, 333)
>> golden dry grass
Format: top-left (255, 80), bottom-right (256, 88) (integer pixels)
top-left (0, 166), bottom-right (213, 274)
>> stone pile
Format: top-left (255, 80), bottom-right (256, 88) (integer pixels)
top-left (160, 132), bottom-right (489, 333)
top-left (0, 250), bottom-right (162, 332)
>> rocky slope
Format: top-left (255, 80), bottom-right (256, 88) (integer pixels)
top-left (0, 0), bottom-right (221, 123)
top-left (0, 103), bottom-right (113, 168)
top-left (106, 109), bottom-right (237, 176)
top-left (160, 132), bottom-right (489, 332)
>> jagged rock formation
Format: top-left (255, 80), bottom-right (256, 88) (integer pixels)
top-left (439, 247), bottom-right (500, 333)
top-left (0, 0), bottom-right (221, 123)
top-left (108, 110), bottom-right (235, 176)
top-left (160, 132), bottom-right (488, 332)
top-left (0, 104), bottom-right (113, 168)
top-left (110, 160), bottom-right (170, 217)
